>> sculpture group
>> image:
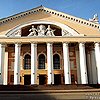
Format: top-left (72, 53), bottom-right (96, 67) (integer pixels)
top-left (28, 25), bottom-right (55, 37)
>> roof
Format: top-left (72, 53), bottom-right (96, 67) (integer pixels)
top-left (0, 5), bottom-right (100, 30)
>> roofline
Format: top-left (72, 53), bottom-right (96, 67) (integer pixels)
top-left (0, 5), bottom-right (100, 30)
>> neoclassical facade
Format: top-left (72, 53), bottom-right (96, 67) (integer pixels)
top-left (0, 6), bottom-right (100, 85)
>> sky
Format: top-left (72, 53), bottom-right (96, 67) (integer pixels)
top-left (0, 0), bottom-right (100, 22)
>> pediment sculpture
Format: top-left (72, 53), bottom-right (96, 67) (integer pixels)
top-left (62, 30), bottom-right (73, 36)
top-left (6, 29), bottom-right (21, 37)
top-left (28, 25), bottom-right (55, 37)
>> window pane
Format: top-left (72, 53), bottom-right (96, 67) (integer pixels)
top-left (53, 54), bottom-right (60, 69)
top-left (38, 54), bottom-right (45, 69)
top-left (24, 54), bottom-right (31, 69)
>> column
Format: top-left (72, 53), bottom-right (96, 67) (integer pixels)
top-left (14, 43), bottom-right (21, 85)
top-left (0, 43), bottom-right (5, 85)
top-left (47, 43), bottom-right (54, 84)
top-left (63, 42), bottom-right (71, 84)
top-left (94, 42), bottom-right (100, 84)
top-left (90, 50), bottom-right (97, 84)
top-left (87, 51), bottom-right (92, 84)
top-left (31, 43), bottom-right (37, 85)
top-left (79, 42), bottom-right (88, 84)
top-left (3, 52), bottom-right (8, 85)
top-left (75, 49), bottom-right (81, 84)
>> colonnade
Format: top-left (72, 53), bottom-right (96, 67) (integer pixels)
top-left (0, 42), bottom-right (100, 85)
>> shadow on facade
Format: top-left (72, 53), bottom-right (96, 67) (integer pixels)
top-left (0, 85), bottom-right (57, 100)
top-left (0, 84), bottom-right (99, 100)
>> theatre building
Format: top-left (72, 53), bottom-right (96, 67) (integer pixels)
top-left (0, 6), bottom-right (100, 85)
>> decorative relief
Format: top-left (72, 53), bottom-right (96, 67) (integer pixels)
top-left (69, 52), bottom-right (74, 56)
top-left (6, 24), bottom-right (82, 37)
top-left (6, 29), bottom-right (21, 37)
top-left (28, 26), bottom-right (37, 36)
top-left (62, 30), bottom-right (73, 36)
top-left (28, 25), bottom-right (55, 37)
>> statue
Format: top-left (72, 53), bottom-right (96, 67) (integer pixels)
top-left (28, 25), bottom-right (37, 36)
top-left (89, 14), bottom-right (99, 23)
top-left (46, 25), bottom-right (55, 36)
top-left (37, 25), bottom-right (46, 36)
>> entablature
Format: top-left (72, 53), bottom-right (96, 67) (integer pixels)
top-left (0, 36), bottom-right (100, 44)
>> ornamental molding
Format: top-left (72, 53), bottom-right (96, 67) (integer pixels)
top-left (6, 29), bottom-right (21, 37)
top-left (5, 20), bottom-right (82, 37)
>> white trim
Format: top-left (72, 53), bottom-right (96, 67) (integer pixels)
top-left (23, 52), bottom-right (31, 59)
top-left (6, 20), bottom-right (80, 37)
top-left (53, 52), bottom-right (62, 59)
top-left (38, 52), bottom-right (46, 59)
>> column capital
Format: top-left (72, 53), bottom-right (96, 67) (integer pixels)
top-left (63, 42), bottom-right (69, 46)
top-left (47, 42), bottom-right (53, 47)
top-left (47, 42), bottom-right (53, 44)
top-left (14, 42), bottom-right (21, 45)
top-left (62, 42), bottom-right (69, 44)
top-left (0, 43), bottom-right (6, 48)
top-left (30, 41), bottom-right (37, 44)
top-left (31, 42), bottom-right (37, 47)
top-left (79, 42), bottom-right (86, 47)
top-left (94, 42), bottom-right (100, 46)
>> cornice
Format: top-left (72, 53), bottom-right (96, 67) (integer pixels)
top-left (0, 5), bottom-right (100, 30)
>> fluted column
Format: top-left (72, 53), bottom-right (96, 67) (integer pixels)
top-left (31, 43), bottom-right (37, 85)
top-left (94, 42), bottom-right (100, 84)
top-left (47, 43), bottom-right (54, 84)
top-left (79, 42), bottom-right (88, 84)
top-left (14, 43), bottom-right (21, 85)
top-left (63, 42), bottom-right (71, 84)
top-left (0, 43), bottom-right (5, 85)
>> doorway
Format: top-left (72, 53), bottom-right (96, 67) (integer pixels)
top-left (54, 74), bottom-right (61, 85)
top-left (39, 75), bottom-right (47, 85)
top-left (24, 75), bottom-right (31, 85)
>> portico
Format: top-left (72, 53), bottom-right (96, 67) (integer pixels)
top-left (0, 6), bottom-right (100, 85)
top-left (0, 40), bottom-right (99, 85)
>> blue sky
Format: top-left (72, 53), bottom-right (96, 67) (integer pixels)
top-left (0, 0), bottom-right (100, 22)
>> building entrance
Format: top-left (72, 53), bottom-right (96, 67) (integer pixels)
top-left (24, 75), bottom-right (31, 85)
top-left (39, 75), bottom-right (47, 85)
top-left (54, 74), bottom-right (61, 85)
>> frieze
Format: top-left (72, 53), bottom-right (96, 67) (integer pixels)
top-left (28, 25), bottom-right (55, 37)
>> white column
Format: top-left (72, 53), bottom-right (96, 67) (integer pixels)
top-left (79, 42), bottom-right (88, 84)
top-left (87, 51), bottom-right (92, 84)
top-left (31, 43), bottom-right (37, 85)
top-left (75, 49), bottom-right (81, 84)
top-left (47, 43), bottom-right (54, 84)
top-left (63, 42), bottom-right (71, 84)
top-left (3, 52), bottom-right (8, 85)
top-left (90, 50), bottom-right (97, 84)
top-left (14, 43), bottom-right (21, 85)
top-left (0, 43), bottom-right (5, 85)
top-left (94, 42), bottom-right (100, 84)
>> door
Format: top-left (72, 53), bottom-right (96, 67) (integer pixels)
top-left (54, 74), bottom-right (61, 85)
top-left (24, 75), bottom-right (31, 85)
top-left (39, 75), bottom-right (47, 85)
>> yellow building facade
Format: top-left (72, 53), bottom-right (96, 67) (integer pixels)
top-left (0, 6), bottom-right (100, 85)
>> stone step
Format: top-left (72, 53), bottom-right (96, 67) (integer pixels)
top-left (0, 84), bottom-right (99, 91)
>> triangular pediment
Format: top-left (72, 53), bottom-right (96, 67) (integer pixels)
top-left (0, 5), bottom-right (99, 29)
top-left (0, 6), bottom-right (100, 37)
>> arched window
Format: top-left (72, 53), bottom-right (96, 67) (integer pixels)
top-left (24, 54), bottom-right (31, 69)
top-left (53, 54), bottom-right (60, 69)
top-left (38, 54), bottom-right (45, 69)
